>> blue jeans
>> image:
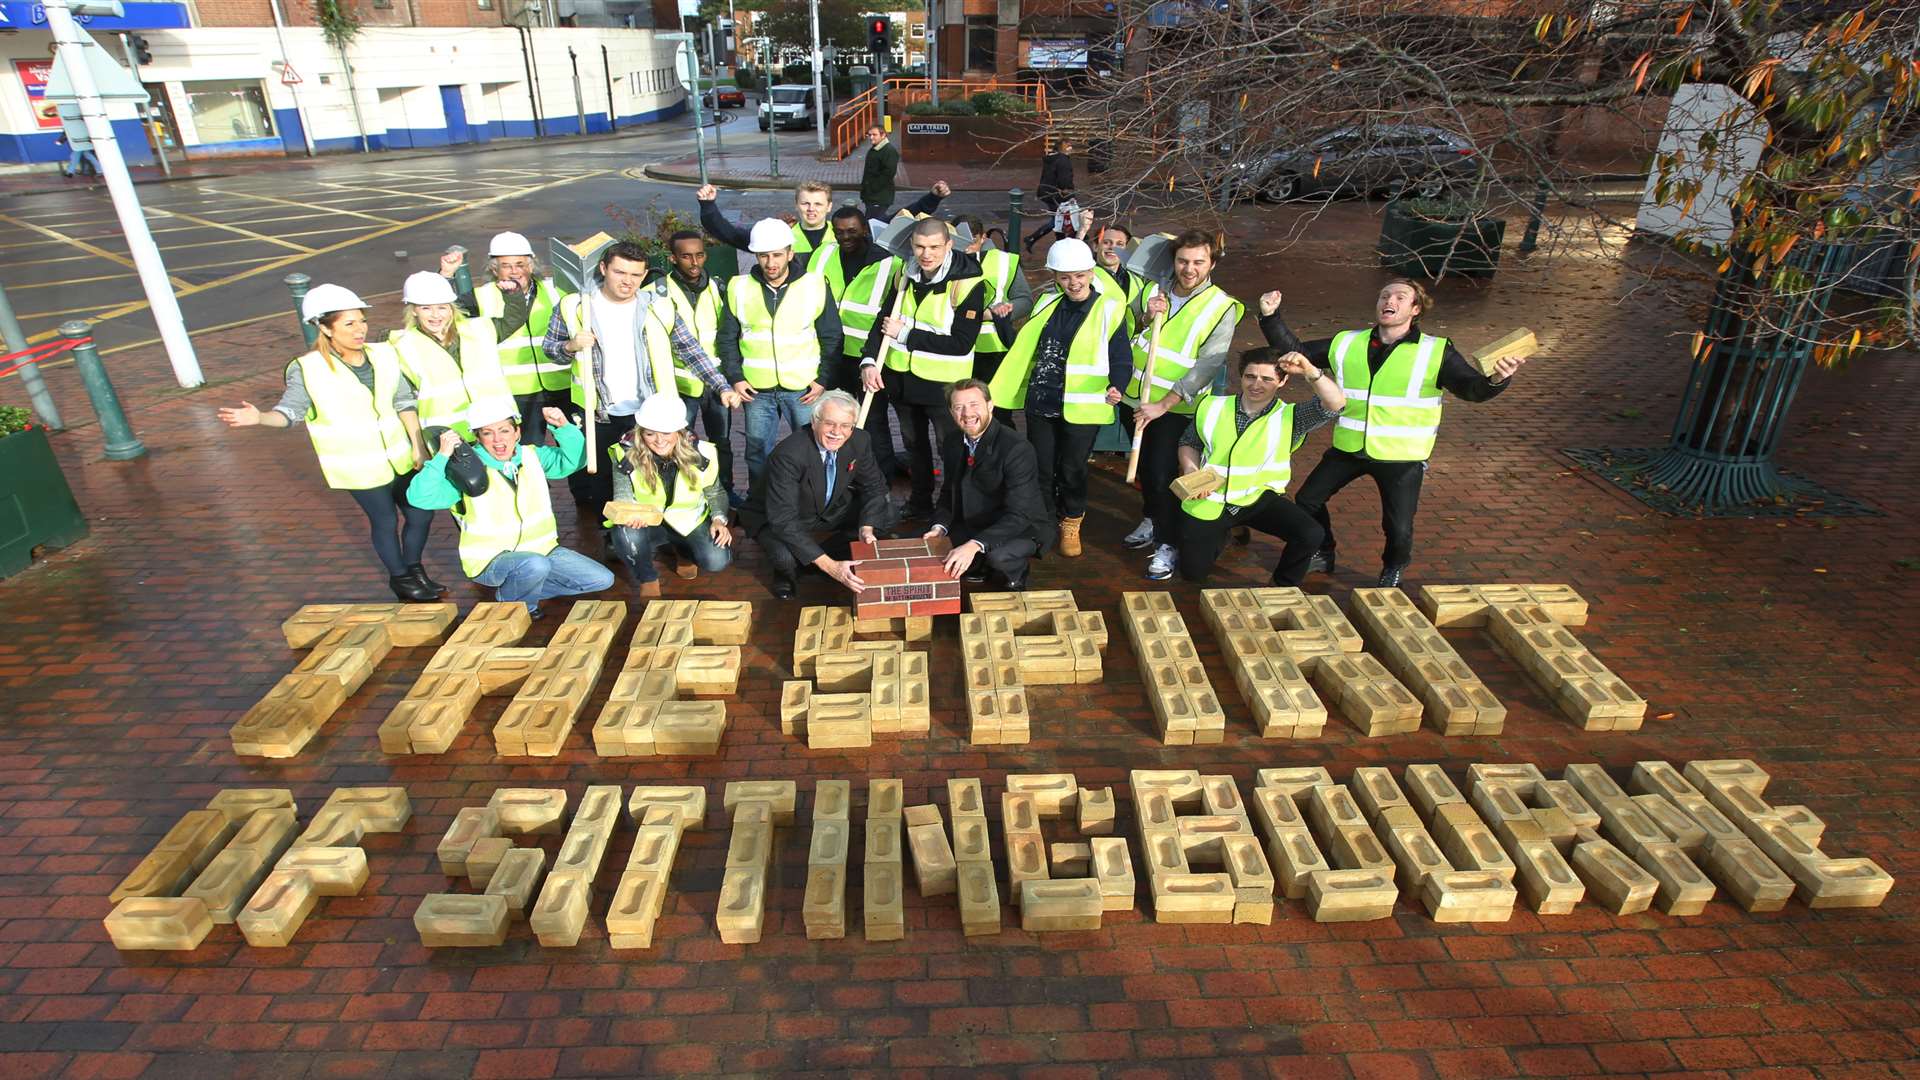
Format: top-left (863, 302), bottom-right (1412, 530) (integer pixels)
top-left (743, 389), bottom-right (814, 491)
top-left (607, 521), bottom-right (733, 583)
top-left (474, 546), bottom-right (615, 613)
top-left (65, 148), bottom-right (100, 176)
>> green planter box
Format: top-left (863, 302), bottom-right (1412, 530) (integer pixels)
top-left (1378, 200), bottom-right (1506, 279)
top-left (0, 425), bottom-right (88, 578)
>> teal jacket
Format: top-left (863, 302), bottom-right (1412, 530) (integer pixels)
top-left (407, 422), bottom-right (587, 510)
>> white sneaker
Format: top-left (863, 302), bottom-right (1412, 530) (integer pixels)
top-left (1145, 543), bottom-right (1178, 581)
top-left (1122, 517), bottom-right (1157, 549)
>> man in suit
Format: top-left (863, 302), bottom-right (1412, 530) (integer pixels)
top-left (922, 379), bottom-right (1052, 590)
top-left (739, 389), bottom-right (895, 599)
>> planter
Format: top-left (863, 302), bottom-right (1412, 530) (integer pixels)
top-left (1378, 200), bottom-right (1505, 278)
top-left (0, 425), bottom-right (89, 578)
top-left (898, 114), bottom-right (1043, 164)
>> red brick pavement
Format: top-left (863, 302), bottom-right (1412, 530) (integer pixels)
top-left (2, 204), bottom-right (1917, 1077)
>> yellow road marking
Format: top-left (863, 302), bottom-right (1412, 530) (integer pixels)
top-left (0, 235), bottom-right (80, 250)
top-left (168, 255), bottom-right (286, 272)
top-left (15, 300), bottom-right (121, 321)
top-left (313, 181), bottom-right (461, 204)
top-left (0, 269), bottom-right (137, 291)
top-left (145, 208), bottom-right (317, 253)
top-left (196, 187), bottom-right (400, 225)
top-left (0, 210), bottom-right (189, 290)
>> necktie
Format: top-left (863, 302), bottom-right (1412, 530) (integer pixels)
top-left (823, 450), bottom-right (837, 503)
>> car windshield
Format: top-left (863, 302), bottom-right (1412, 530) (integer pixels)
top-left (772, 89), bottom-right (809, 104)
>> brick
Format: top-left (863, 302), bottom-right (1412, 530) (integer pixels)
top-left (654, 699), bottom-right (729, 755)
top-left (104, 896), bottom-right (214, 952)
top-left (1020, 878), bottom-right (1103, 931)
top-left (184, 845), bottom-right (285, 924)
top-left (1007, 773), bottom-right (1079, 815)
top-left (802, 864), bottom-right (847, 941)
top-left (1350, 767), bottom-right (1411, 823)
top-left (205, 789), bottom-right (296, 825)
top-left (1383, 825), bottom-right (1453, 894)
top-left (908, 822), bottom-right (959, 896)
top-left (1631, 794), bottom-right (1708, 856)
top-left (152, 809), bottom-right (237, 872)
top-left (109, 848), bottom-right (200, 905)
top-left (237, 868), bottom-right (318, 947)
top-left (1306, 868), bottom-right (1399, 922)
top-left (1150, 872), bottom-right (1236, 924)
top-left (484, 789), bottom-right (568, 836)
top-left (321, 787), bottom-right (411, 833)
top-left (1792, 856), bottom-right (1895, 909)
top-left (807, 692), bottom-right (872, 750)
top-left (1683, 758), bottom-right (1771, 797)
top-left (484, 847), bottom-right (546, 916)
top-left (716, 865), bottom-right (769, 945)
top-left (1421, 869), bottom-right (1519, 922)
top-left (865, 817), bottom-right (902, 864)
top-left (414, 893), bottom-right (510, 948)
top-left (1078, 788), bottom-right (1116, 835)
top-left (691, 600), bottom-right (754, 644)
top-left (626, 824), bottom-right (684, 876)
top-left (1432, 812), bottom-right (1517, 881)
top-left (1510, 838), bottom-right (1584, 914)
top-left (1536, 779), bottom-right (1603, 828)
top-left (1700, 837), bottom-right (1794, 912)
top-left (951, 816), bottom-right (992, 863)
top-left (530, 868), bottom-right (594, 947)
top-left (868, 779), bottom-right (904, 818)
top-left (275, 846), bottom-right (370, 896)
top-left (780, 680), bottom-right (812, 736)
top-left (1255, 766), bottom-right (1332, 801)
top-left (476, 646), bottom-right (545, 694)
top-left (465, 837), bottom-right (514, 890)
top-left (1049, 841), bottom-right (1092, 877)
top-left (1086, 836), bottom-right (1135, 911)
top-left (957, 861), bottom-right (1002, 936)
top-left (225, 806), bottom-right (299, 854)
top-left (1563, 763), bottom-right (1627, 803)
top-left (628, 785), bottom-right (707, 830)
top-left (1467, 763), bottom-right (1546, 798)
top-left (231, 673), bottom-right (348, 757)
top-left (725, 781), bottom-right (799, 825)
top-left (862, 863), bottom-right (906, 942)
top-left (1570, 839), bottom-right (1659, 915)
top-left (947, 778), bottom-right (986, 818)
top-left (1221, 833), bottom-right (1276, 924)
top-left (1638, 841), bottom-right (1716, 915)
top-left (438, 807), bottom-right (501, 876)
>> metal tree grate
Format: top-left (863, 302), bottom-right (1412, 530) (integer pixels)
top-left (1563, 446), bottom-right (1881, 519)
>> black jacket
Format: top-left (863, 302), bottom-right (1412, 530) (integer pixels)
top-left (862, 249), bottom-right (990, 406)
top-left (1036, 152), bottom-right (1074, 207)
top-left (1258, 311), bottom-right (1505, 403)
top-left (860, 139), bottom-right (901, 207)
top-left (739, 426), bottom-right (895, 563)
top-left (932, 420), bottom-right (1055, 555)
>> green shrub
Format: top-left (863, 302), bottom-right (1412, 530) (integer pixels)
top-left (907, 99), bottom-right (975, 116)
top-left (0, 405), bottom-right (36, 438)
top-left (970, 91), bottom-right (1035, 116)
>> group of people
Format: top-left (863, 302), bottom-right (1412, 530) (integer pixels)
top-left (219, 170), bottom-right (1528, 615)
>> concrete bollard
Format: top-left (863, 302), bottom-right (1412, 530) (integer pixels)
top-left (58, 320), bottom-right (146, 461)
top-left (1007, 188), bottom-right (1024, 253)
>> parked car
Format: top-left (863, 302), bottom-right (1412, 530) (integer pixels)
top-left (714, 86), bottom-right (745, 108)
top-left (758, 85), bottom-right (818, 131)
top-left (1223, 125), bottom-right (1479, 202)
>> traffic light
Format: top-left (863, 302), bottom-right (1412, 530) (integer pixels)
top-left (866, 16), bottom-right (891, 55)
top-left (130, 35), bottom-right (153, 66)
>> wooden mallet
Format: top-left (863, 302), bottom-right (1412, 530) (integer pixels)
top-left (1125, 311), bottom-right (1166, 484)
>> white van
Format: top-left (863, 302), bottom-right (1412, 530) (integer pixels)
top-left (758, 85), bottom-right (819, 131)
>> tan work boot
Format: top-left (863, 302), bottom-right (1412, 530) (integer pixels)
top-left (1058, 515), bottom-right (1085, 557)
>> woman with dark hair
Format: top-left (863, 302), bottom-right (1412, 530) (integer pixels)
top-left (218, 283), bottom-right (443, 601)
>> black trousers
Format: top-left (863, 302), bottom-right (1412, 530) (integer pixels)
top-left (1024, 413), bottom-right (1100, 519)
top-left (514, 389), bottom-right (569, 447)
top-left (1291, 447), bottom-right (1426, 569)
top-left (896, 394), bottom-right (957, 510)
top-left (757, 528), bottom-right (855, 581)
top-left (346, 470), bottom-right (434, 577)
top-left (1119, 405), bottom-right (1189, 539)
top-left (837, 364), bottom-right (900, 478)
top-left (973, 352), bottom-right (1016, 426)
top-left (1176, 491), bottom-right (1325, 585)
top-left (954, 533), bottom-right (1038, 584)
top-left (693, 391), bottom-right (737, 497)
top-left (565, 411), bottom-right (636, 518)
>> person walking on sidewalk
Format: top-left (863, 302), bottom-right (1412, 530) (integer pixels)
top-left (825, 206), bottom-right (904, 480)
top-left (924, 380), bottom-right (1052, 591)
top-left (443, 232), bottom-right (572, 449)
top-left (605, 393), bottom-right (734, 597)
top-left (408, 401), bottom-right (615, 617)
top-left (1258, 280), bottom-right (1528, 588)
top-left (1123, 230), bottom-right (1245, 582)
top-left (985, 238), bottom-right (1129, 558)
top-left (737, 390), bottom-right (891, 599)
top-left (719, 219), bottom-right (843, 493)
top-left (1165, 347), bottom-right (1347, 584)
top-left (861, 218), bottom-right (989, 519)
top-left (1022, 138), bottom-right (1076, 253)
top-left (954, 214), bottom-right (1034, 395)
top-left (217, 284), bottom-right (443, 602)
top-left (662, 230), bottom-right (742, 506)
top-left (859, 124), bottom-right (901, 219)
top-left (389, 271), bottom-right (510, 442)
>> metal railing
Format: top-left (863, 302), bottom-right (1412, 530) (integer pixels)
top-left (829, 78), bottom-right (1051, 159)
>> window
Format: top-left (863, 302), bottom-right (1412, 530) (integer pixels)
top-left (477, 0), bottom-right (493, 9)
top-left (964, 14), bottom-right (994, 71)
top-left (184, 79), bottom-right (274, 142)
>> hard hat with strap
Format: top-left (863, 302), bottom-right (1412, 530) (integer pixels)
top-left (1124, 281), bottom-right (1243, 415)
top-left (1179, 393), bottom-right (1295, 521)
top-left (294, 343), bottom-right (417, 490)
top-left (475, 278), bottom-right (571, 394)
top-left (559, 290), bottom-right (681, 411)
top-left (879, 273), bottom-right (983, 384)
top-left (390, 319), bottom-right (511, 439)
top-left (614, 438), bottom-right (721, 536)
top-left (837, 255), bottom-right (898, 358)
top-left (973, 248), bottom-right (1020, 354)
top-left (451, 445), bottom-right (559, 577)
top-left (664, 275), bottom-right (724, 396)
top-left (987, 289), bottom-right (1122, 426)
top-left (727, 272), bottom-right (827, 390)
top-left (1327, 328), bottom-right (1446, 461)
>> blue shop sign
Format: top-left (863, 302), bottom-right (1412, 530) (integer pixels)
top-left (0, 1), bottom-right (190, 29)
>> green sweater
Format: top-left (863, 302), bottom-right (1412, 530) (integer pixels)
top-left (407, 423), bottom-right (586, 509)
top-left (860, 140), bottom-right (900, 207)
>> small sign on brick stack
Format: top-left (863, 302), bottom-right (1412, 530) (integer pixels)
top-left (850, 535), bottom-right (962, 619)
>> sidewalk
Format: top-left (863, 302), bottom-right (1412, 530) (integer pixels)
top-left (645, 149), bottom-right (1016, 191)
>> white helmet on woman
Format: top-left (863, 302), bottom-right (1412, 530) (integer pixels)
top-left (402, 271), bottom-right (457, 305)
top-left (635, 393), bottom-right (689, 435)
top-left (300, 283), bottom-right (369, 323)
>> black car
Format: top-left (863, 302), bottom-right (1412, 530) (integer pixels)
top-left (1224, 125), bottom-right (1480, 202)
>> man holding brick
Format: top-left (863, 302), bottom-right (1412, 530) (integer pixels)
top-left (738, 390), bottom-right (894, 599)
top-left (922, 380), bottom-right (1052, 591)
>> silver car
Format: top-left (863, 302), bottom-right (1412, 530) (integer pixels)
top-left (1226, 124), bottom-right (1480, 202)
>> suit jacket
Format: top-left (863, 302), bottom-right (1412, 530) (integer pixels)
top-left (931, 420), bottom-right (1055, 555)
top-left (741, 426), bottom-right (894, 564)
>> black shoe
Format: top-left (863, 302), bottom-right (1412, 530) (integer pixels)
top-left (1377, 565), bottom-right (1406, 589)
top-left (528, 606), bottom-right (545, 621)
top-left (1307, 550), bottom-right (1335, 575)
top-left (1002, 569), bottom-right (1030, 592)
top-left (771, 576), bottom-right (796, 600)
top-left (962, 564), bottom-right (989, 584)
top-left (389, 573), bottom-right (438, 602)
top-left (407, 564), bottom-right (447, 595)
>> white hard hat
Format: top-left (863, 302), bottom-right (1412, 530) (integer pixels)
top-left (488, 231), bottom-right (535, 257)
top-left (466, 397), bottom-right (519, 431)
top-left (1046, 238), bottom-right (1096, 273)
top-left (402, 271), bottom-right (457, 306)
top-left (635, 392), bottom-right (688, 434)
top-left (748, 218), bottom-right (794, 254)
top-left (301, 283), bottom-right (369, 323)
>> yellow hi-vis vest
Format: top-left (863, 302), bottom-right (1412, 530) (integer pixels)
top-left (794, 222), bottom-right (838, 281)
top-left (294, 345), bottom-right (416, 491)
top-left (453, 445), bottom-right (559, 577)
top-left (559, 290), bottom-right (680, 412)
top-left (1092, 264), bottom-right (1147, 335)
top-left (475, 279), bottom-right (570, 394)
top-left (613, 438), bottom-right (720, 536)
top-left (389, 321), bottom-right (510, 439)
top-left (880, 273), bottom-right (984, 384)
top-left (663, 277), bottom-right (723, 396)
top-left (1327, 328), bottom-right (1446, 462)
top-left (837, 256), bottom-right (897, 358)
top-left (987, 289), bottom-right (1122, 426)
top-left (727, 272), bottom-right (827, 390)
top-left (1125, 282), bottom-right (1243, 415)
top-left (973, 248), bottom-right (1020, 354)
top-left (1180, 394), bottom-right (1295, 521)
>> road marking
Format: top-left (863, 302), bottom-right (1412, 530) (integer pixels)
top-left (145, 208), bottom-right (317, 253)
top-left (0, 236), bottom-right (74, 251)
top-left (0, 269), bottom-right (137, 291)
top-left (314, 180), bottom-right (461, 203)
top-left (15, 299), bottom-right (122, 321)
top-left (0, 210), bottom-right (189, 290)
top-left (169, 255), bottom-right (288, 273)
top-left (197, 187), bottom-right (400, 224)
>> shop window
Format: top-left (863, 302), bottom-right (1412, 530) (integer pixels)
top-left (185, 79), bottom-right (274, 142)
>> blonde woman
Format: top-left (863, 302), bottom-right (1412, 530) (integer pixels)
top-left (217, 284), bottom-right (442, 601)
top-left (390, 271), bottom-right (510, 441)
top-left (606, 393), bottom-right (733, 597)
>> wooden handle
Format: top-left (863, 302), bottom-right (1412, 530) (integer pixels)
top-left (857, 388), bottom-right (875, 426)
top-left (580, 354), bottom-right (598, 475)
top-left (1125, 428), bottom-right (1145, 484)
top-left (1125, 312), bottom-right (1166, 486)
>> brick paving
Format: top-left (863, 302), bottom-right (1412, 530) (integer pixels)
top-left (2, 201), bottom-right (1918, 1077)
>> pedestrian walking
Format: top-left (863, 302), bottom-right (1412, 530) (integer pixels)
top-left (1022, 138), bottom-right (1077, 253)
top-left (859, 124), bottom-right (901, 219)
top-left (217, 284), bottom-right (443, 602)
top-left (389, 271), bottom-right (510, 441)
top-left (604, 393), bottom-right (735, 597)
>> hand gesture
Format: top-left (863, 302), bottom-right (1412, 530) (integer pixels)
top-left (731, 380), bottom-right (757, 403)
top-left (1258, 290), bottom-right (1283, 316)
top-left (696, 183), bottom-right (718, 202)
top-left (541, 406), bottom-right (568, 428)
top-left (710, 519), bottom-right (733, 547)
top-left (859, 526), bottom-right (878, 544)
top-left (1136, 398), bottom-right (1172, 426)
top-left (1277, 351), bottom-right (1316, 379)
top-left (799, 381), bottom-right (824, 405)
top-left (830, 559), bottom-right (867, 593)
top-left (990, 302), bottom-right (1013, 318)
top-left (931, 180), bottom-right (951, 198)
top-left (943, 542), bottom-right (978, 579)
top-left (439, 251), bottom-right (465, 276)
top-left (567, 329), bottom-right (596, 355)
top-left (1492, 355), bottom-right (1529, 381)
top-left (1105, 387), bottom-right (1123, 405)
top-left (1146, 295), bottom-right (1169, 319)
top-left (437, 429), bottom-right (464, 456)
top-left (880, 315), bottom-right (906, 340)
top-left (861, 365), bottom-right (885, 394)
top-left (217, 401), bottom-right (261, 427)
top-left (1078, 207), bottom-right (1095, 234)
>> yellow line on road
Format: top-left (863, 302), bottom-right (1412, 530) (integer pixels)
top-left (168, 255), bottom-right (286, 272)
top-left (0, 210), bottom-right (189, 290)
top-left (0, 234), bottom-right (80, 250)
top-left (314, 181), bottom-right (461, 204)
top-left (16, 300), bottom-right (120, 321)
top-left (197, 187), bottom-right (400, 225)
top-left (146, 208), bottom-right (317, 253)
top-left (0, 269), bottom-right (136, 291)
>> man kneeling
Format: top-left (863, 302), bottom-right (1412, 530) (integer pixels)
top-left (738, 389), bottom-right (893, 599)
top-left (924, 379), bottom-right (1052, 590)
top-left (605, 393), bottom-right (734, 597)
top-left (409, 400), bottom-right (615, 615)
top-left (1166, 348), bottom-right (1346, 586)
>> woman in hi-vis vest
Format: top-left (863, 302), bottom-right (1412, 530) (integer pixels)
top-left (605, 393), bottom-right (734, 598)
top-left (389, 271), bottom-right (510, 442)
top-left (217, 284), bottom-right (444, 602)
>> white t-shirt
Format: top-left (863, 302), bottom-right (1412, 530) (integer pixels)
top-left (591, 290), bottom-right (641, 416)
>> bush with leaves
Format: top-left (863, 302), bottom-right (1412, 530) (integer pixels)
top-left (0, 406), bottom-right (37, 439)
top-left (907, 99), bottom-right (975, 117)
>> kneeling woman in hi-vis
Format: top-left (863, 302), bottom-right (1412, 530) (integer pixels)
top-left (604, 392), bottom-right (734, 597)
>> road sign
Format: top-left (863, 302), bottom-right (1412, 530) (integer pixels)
top-left (44, 29), bottom-right (148, 102)
top-left (279, 62), bottom-right (301, 85)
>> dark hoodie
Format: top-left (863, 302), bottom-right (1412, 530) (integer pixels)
top-left (860, 248), bottom-right (990, 406)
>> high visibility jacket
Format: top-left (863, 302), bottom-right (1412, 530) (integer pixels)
top-left (837, 256), bottom-right (897, 358)
top-left (1092, 265), bottom-right (1147, 334)
top-left (1180, 394), bottom-right (1295, 521)
top-left (452, 445), bottom-right (559, 577)
top-left (558, 291), bottom-right (679, 412)
top-left (664, 276), bottom-right (724, 396)
top-left (987, 290), bottom-right (1123, 426)
top-left (294, 345), bottom-right (416, 491)
top-left (1125, 282), bottom-right (1242, 416)
top-left (1327, 328), bottom-right (1446, 461)
top-left (880, 273), bottom-right (984, 384)
top-left (794, 222), bottom-right (838, 281)
top-left (475, 279), bottom-right (570, 394)
top-left (974, 248), bottom-right (1020, 354)
top-left (613, 438), bottom-right (720, 536)
top-left (728, 273), bottom-right (828, 390)
top-left (389, 321), bottom-right (510, 439)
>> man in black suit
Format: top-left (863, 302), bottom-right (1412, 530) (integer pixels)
top-left (739, 389), bottom-right (895, 599)
top-left (922, 379), bottom-right (1053, 590)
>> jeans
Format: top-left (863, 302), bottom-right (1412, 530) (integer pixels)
top-left (346, 471), bottom-right (434, 576)
top-left (608, 522), bottom-right (733, 583)
top-left (743, 389), bottom-right (814, 491)
top-left (1291, 448), bottom-right (1427, 569)
top-left (1023, 413), bottom-right (1100, 519)
top-left (474, 546), bottom-right (616, 613)
top-left (65, 148), bottom-right (100, 176)
top-left (1176, 491), bottom-right (1325, 585)
top-left (692, 392), bottom-right (737, 496)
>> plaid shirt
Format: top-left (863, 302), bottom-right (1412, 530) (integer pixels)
top-left (542, 284), bottom-right (730, 406)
